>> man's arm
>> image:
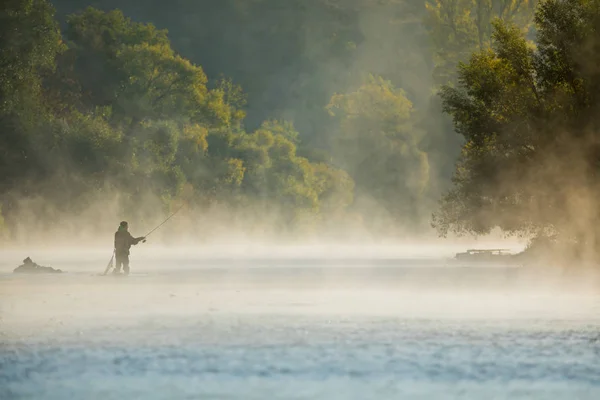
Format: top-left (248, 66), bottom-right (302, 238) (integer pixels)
top-left (131, 233), bottom-right (146, 245)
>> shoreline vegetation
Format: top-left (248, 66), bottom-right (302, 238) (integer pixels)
top-left (2, 0), bottom-right (600, 268)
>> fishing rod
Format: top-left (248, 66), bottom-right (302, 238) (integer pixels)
top-left (142, 203), bottom-right (186, 240)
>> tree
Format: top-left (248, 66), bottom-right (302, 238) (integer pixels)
top-left (433, 0), bottom-right (600, 259)
top-left (327, 75), bottom-right (431, 229)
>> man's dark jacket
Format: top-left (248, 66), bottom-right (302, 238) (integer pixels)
top-left (114, 229), bottom-right (143, 256)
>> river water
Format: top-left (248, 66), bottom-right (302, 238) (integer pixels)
top-left (1, 248), bottom-right (600, 399)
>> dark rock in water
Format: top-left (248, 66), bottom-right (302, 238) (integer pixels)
top-left (13, 257), bottom-right (63, 274)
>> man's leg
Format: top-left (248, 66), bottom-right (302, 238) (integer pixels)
top-left (123, 255), bottom-right (130, 275)
top-left (113, 254), bottom-right (122, 274)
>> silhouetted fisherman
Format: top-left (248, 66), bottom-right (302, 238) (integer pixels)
top-left (14, 257), bottom-right (62, 274)
top-left (114, 221), bottom-right (145, 275)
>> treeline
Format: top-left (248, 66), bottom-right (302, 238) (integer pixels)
top-left (1, 0), bottom-right (542, 242)
top-left (1, 2), bottom-right (358, 240)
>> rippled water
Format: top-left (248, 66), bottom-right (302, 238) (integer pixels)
top-left (1, 250), bottom-right (600, 399)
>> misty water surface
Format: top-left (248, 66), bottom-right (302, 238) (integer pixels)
top-left (1, 249), bottom-right (600, 399)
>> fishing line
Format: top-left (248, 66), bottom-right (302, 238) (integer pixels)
top-left (142, 203), bottom-right (186, 240)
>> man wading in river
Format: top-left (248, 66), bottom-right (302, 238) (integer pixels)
top-left (114, 221), bottom-right (145, 275)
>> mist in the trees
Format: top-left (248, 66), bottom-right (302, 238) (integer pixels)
top-left (4, 0), bottom-right (597, 264)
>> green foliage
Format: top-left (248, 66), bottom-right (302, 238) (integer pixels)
top-left (59, 109), bottom-right (123, 173)
top-left (36, 0), bottom-right (474, 236)
top-left (18, 4), bottom-right (373, 238)
top-left (0, 0), bottom-right (65, 114)
top-left (62, 7), bottom-right (244, 128)
top-left (327, 75), bottom-right (431, 227)
top-left (51, 0), bottom-right (433, 139)
top-left (311, 162), bottom-right (355, 216)
top-left (424, 0), bottom-right (537, 84)
top-left (9, 0), bottom-right (574, 240)
top-left (0, 0), bottom-right (65, 194)
top-left (433, 0), bottom-right (600, 249)
top-left (0, 3), bottom-right (359, 237)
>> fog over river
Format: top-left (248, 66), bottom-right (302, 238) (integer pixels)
top-left (1, 246), bottom-right (600, 399)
